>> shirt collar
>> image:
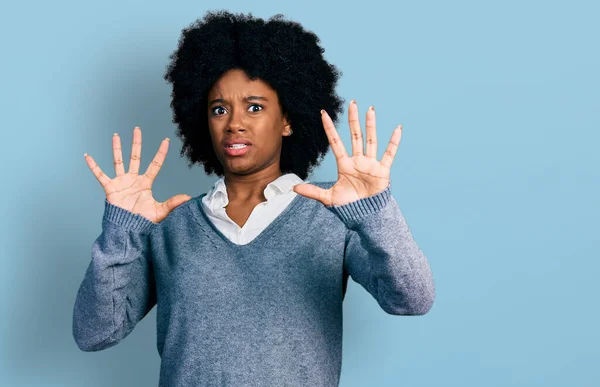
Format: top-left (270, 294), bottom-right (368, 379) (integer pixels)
top-left (206, 173), bottom-right (308, 204)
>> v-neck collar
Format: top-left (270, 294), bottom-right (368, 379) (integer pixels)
top-left (189, 191), bottom-right (308, 249)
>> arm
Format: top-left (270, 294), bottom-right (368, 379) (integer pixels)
top-left (328, 184), bottom-right (435, 315)
top-left (72, 199), bottom-right (158, 351)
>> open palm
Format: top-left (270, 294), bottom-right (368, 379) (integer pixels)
top-left (293, 100), bottom-right (402, 206)
top-left (84, 127), bottom-right (191, 223)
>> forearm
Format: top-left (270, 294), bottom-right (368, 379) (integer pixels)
top-left (332, 185), bottom-right (435, 315)
top-left (72, 201), bottom-right (157, 351)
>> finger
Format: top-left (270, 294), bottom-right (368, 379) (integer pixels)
top-left (129, 126), bottom-right (142, 175)
top-left (84, 153), bottom-right (112, 190)
top-left (347, 100), bottom-right (364, 156)
top-left (293, 183), bottom-right (332, 206)
top-left (144, 138), bottom-right (170, 182)
top-left (380, 124), bottom-right (403, 169)
top-left (162, 193), bottom-right (192, 214)
top-left (113, 133), bottom-right (125, 176)
top-left (321, 110), bottom-right (348, 161)
top-left (365, 106), bottom-right (377, 159)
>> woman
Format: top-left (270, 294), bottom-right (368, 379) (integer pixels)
top-left (74, 10), bottom-right (435, 387)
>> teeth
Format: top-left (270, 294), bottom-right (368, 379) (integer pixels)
top-left (228, 144), bottom-right (248, 149)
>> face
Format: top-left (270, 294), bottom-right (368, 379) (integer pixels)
top-left (207, 68), bottom-right (292, 178)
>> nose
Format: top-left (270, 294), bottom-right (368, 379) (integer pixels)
top-left (227, 109), bottom-right (245, 133)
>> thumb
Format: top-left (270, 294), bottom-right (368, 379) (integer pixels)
top-left (164, 194), bottom-right (192, 213)
top-left (293, 183), bottom-right (325, 203)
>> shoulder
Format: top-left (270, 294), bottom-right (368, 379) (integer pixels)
top-left (295, 180), bottom-right (347, 227)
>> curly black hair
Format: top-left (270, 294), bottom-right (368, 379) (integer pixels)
top-left (163, 10), bottom-right (345, 180)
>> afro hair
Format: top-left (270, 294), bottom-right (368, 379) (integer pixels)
top-left (163, 10), bottom-right (345, 180)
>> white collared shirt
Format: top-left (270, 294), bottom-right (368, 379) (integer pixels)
top-left (201, 173), bottom-right (310, 245)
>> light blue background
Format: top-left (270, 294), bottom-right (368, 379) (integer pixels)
top-left (1, 0), bottom-right (598, 386)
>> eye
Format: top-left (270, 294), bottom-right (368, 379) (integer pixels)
top-left (248, 104), bottom-right (263, 113)
top-left (211, 106), bottom-right (227, 116)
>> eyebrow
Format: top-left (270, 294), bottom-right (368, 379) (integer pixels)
top-left (208, 96), bottom-right (268, 105)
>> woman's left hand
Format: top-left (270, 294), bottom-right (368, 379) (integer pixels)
top-left (293, 100), bottom-right (403, 207)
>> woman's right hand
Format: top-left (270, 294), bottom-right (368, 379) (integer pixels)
top-left (84, 126), bottom-right (191, 224)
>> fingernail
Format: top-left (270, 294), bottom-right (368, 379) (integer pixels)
top-left (320, 109), bottom-right (325, 115)
top-left (369, 106), bottom-right (374, 111)
top-left (84, 153), bottom-right (88, 157)
top-left (114, 133), bottom-right (118, 136)
top-left (350, 100), bottom-right (356, 105)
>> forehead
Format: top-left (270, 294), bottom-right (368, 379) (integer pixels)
top-left (208, 69), bottom-right (276, 98)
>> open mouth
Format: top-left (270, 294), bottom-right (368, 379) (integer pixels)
top-left (224, 144), bottom-right (252, 156)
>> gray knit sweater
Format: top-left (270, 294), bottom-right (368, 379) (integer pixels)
top-left (72, 180), bottom-right (435, 386)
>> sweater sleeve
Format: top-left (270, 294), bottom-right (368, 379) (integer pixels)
top-left (73, 199), bottom-right (158, 351)
top-left (326, 183), bottom-right (435, 315)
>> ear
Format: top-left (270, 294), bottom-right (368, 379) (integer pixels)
top-left (283, 115), bottom-right (292, 136)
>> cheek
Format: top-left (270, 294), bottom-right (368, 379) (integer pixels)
top-left (207, 128), bottom-right (222, 151)
top-left (207, 121), bottom-right (220, 138)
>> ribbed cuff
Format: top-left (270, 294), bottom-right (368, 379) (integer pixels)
top-left (103, 199), bottom-right (157, 233)
top-left (326, 182), bottom-right (392, 227)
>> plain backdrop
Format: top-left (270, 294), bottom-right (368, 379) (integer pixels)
top-left (1, 0), bottom-right (598, 386)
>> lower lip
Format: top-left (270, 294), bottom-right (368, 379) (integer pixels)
top-left (224, 145), bottom-right (252, 156)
